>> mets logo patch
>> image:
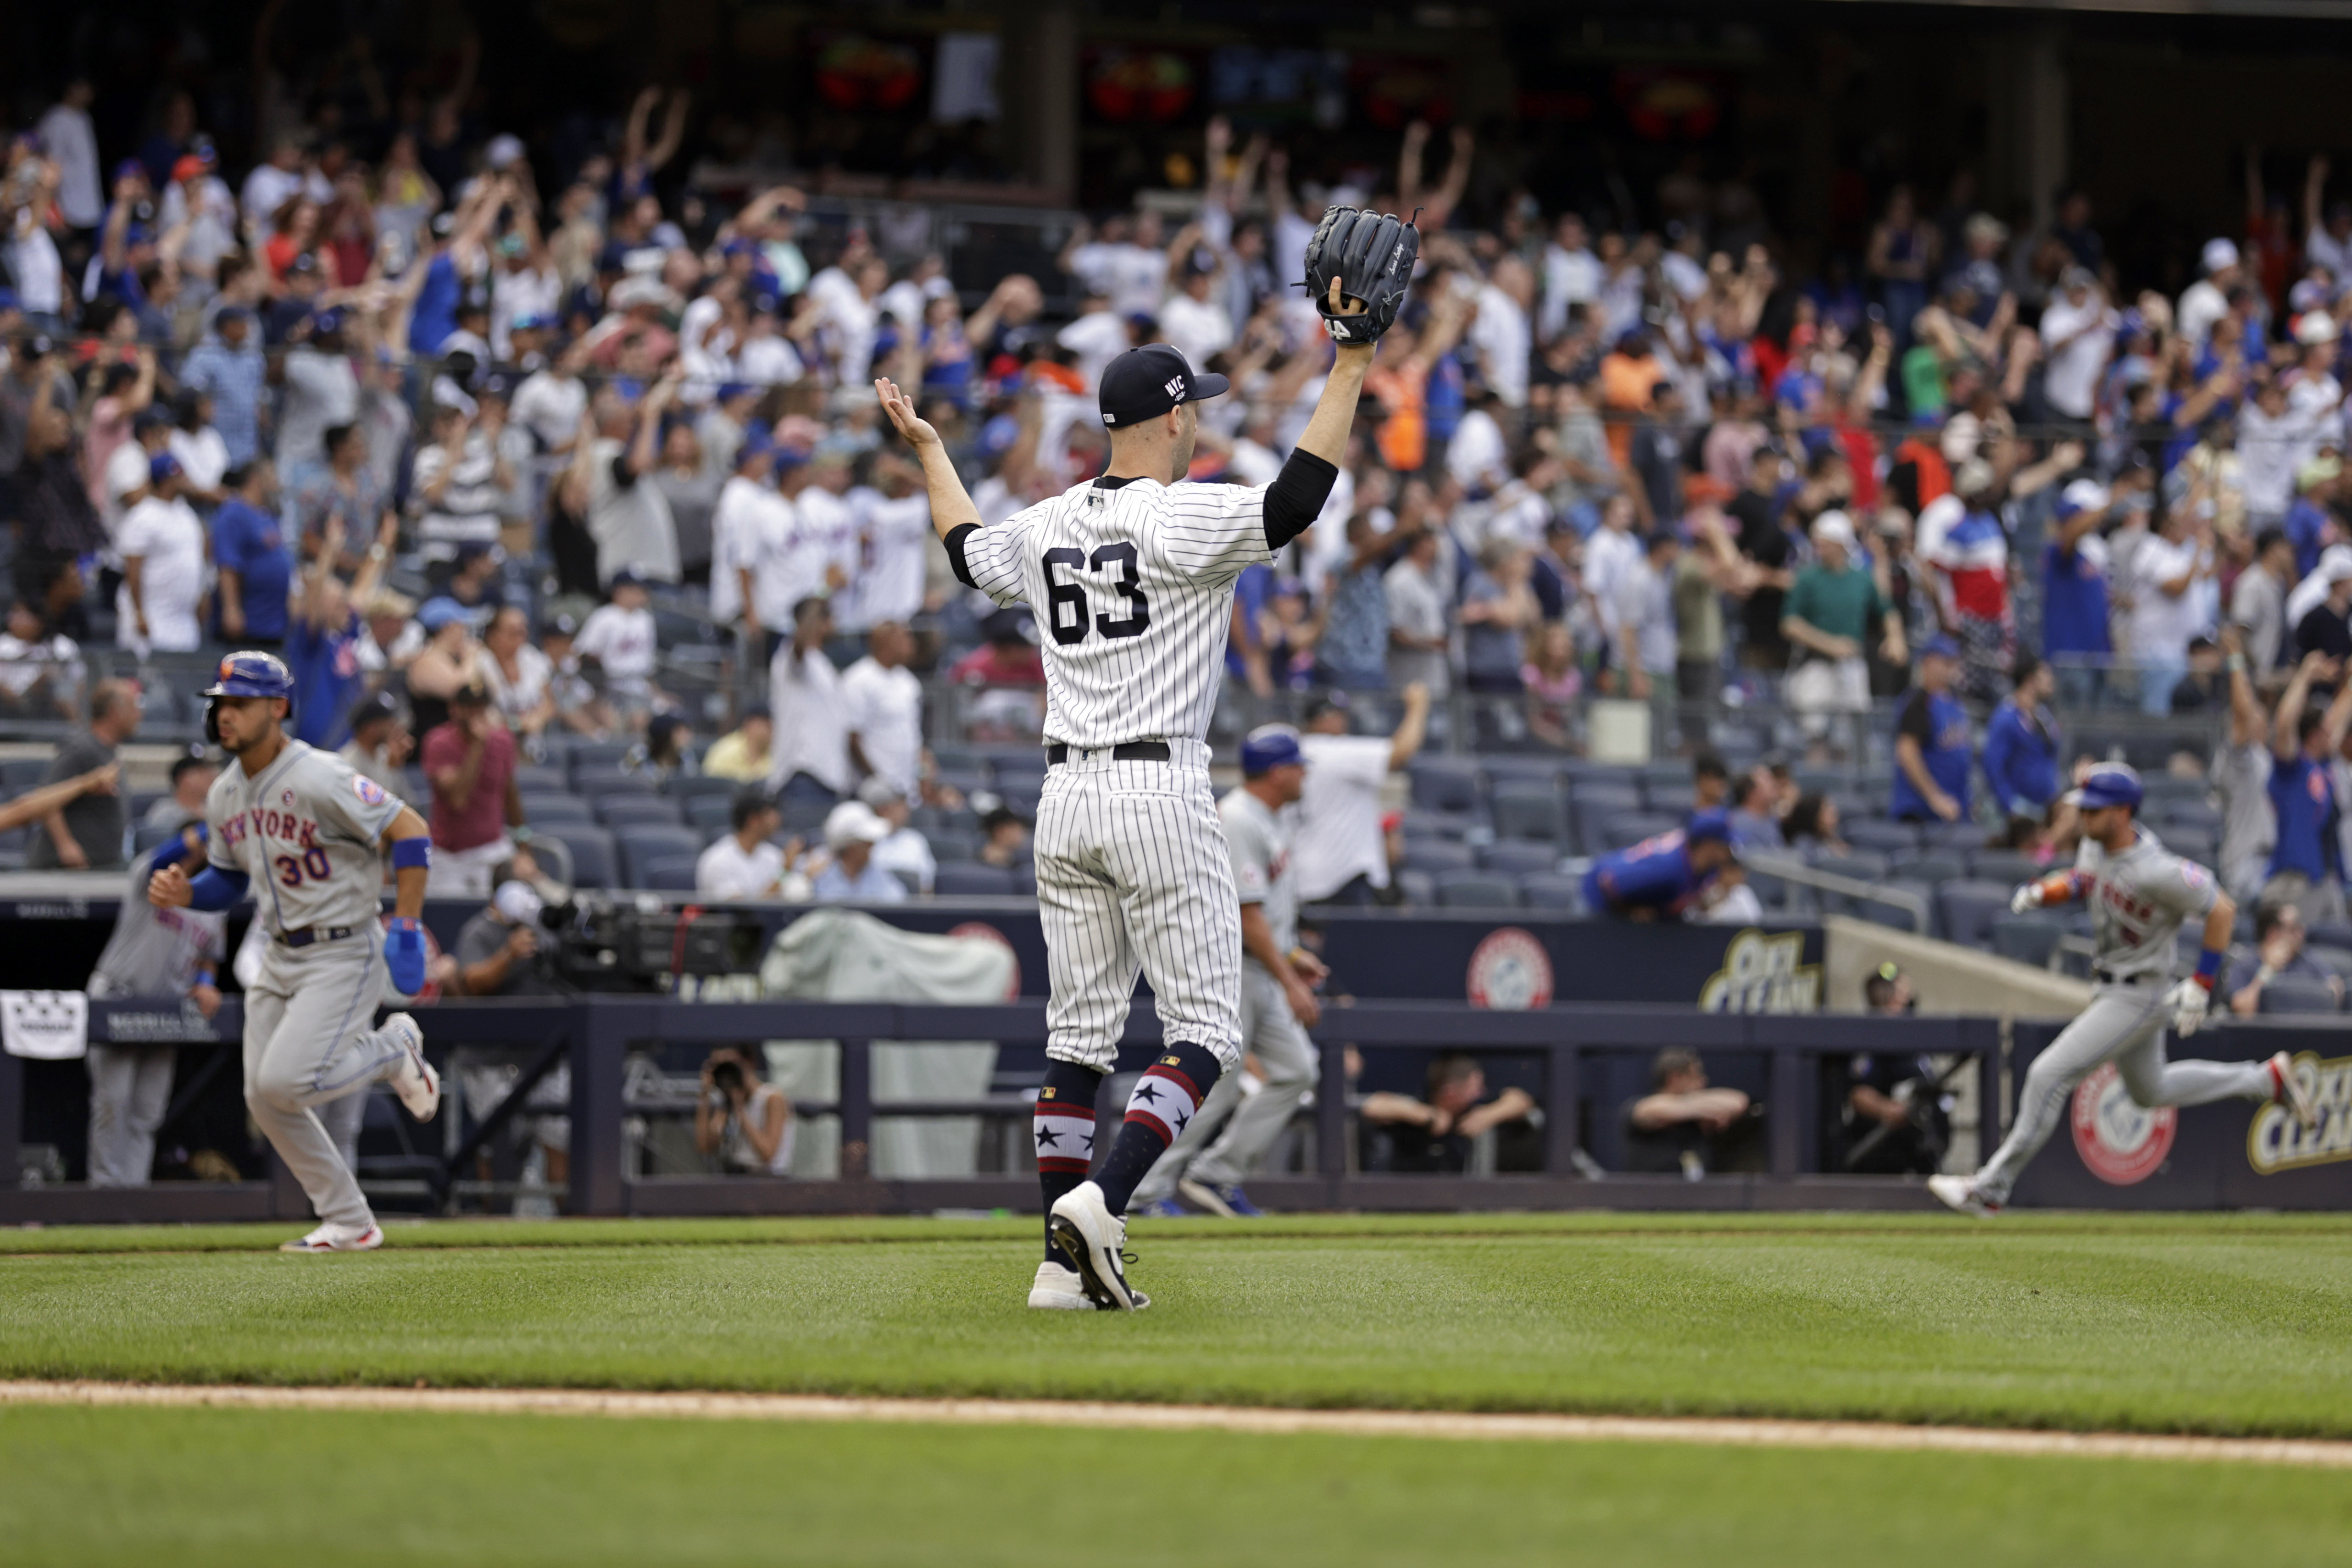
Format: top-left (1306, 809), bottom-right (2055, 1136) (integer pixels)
top-left (2070, 1061), bottom-right (2176, 1185)
top-left (353, 775), bottom-right (387, 807)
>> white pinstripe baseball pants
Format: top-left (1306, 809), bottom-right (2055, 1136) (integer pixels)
top-left (1033, 744), bottom-right (1243, 1073)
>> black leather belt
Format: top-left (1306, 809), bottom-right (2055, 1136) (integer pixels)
top-left (1046, 741), bottom-right (1171, 764)
top-left (276, 924), bottom-right (358, 949)
top-left (2093, 968), bottom-right (2163, 987)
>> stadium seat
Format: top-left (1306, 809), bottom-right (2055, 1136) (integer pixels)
top-left (685, 798), bottom-right (735, 838)
top-left (995, 779), bottom-right (1043, 818)
top-left (1401, 808), bottom-right (1477, 841)
top-left (671, 774), bottom-right (742, 806)
top-left (1845, 820), bottom-right (1918, 855)
top-left (1394, 868), bottom-right (1437, 907)
top-left (574, 767), bottom-right (660, 798)
top-left (935, 863), bottom-right (1019, 896)
top-left (1811, 850), bottom-right (1890, 884)
top-left (131, 820), bottom-right (181, 856)
top-left (929, 830), bottom-right (981, 864)
top-left (0, 758), bottom-right (50, 791)
top-left (1793, 766), bottom-right (1851, 797)
top-left (1403, 840), bottom-right (1477, 873)
top-left (1519, 873), bottom-right (1586, 912)
top-left (1597, 811), bottom-right (1679, 851)
top-left (929, 743), bottom-right (984, 776)
top-left (1569, 784), bottom-right (1641, 853)
top-left (537, 825), bottom-right (617, 889)
top-left (1480, 756), bottom-right (1566, 791)
top-left (1489, 783), bottom-right (1563, 843)
top-left (513, 765), bottom-right (568, 794)
top-left (595, 795), bottom-right (684, 829)
top-left (2260, 978), bottom-right (2341, 1015)
top-left (1969, 850), bottom-right (2039, 889)
top-left (1638, 762), bottom-right (1694, 810)
top-left (1897, 854), bottom-right (1966, 888)
top-left (617, 825), bottom-right (702, 888)
top-left (2162, 826), bottom-right (2218, 862)
top-left (564, 741), bottom-right (633, 778)
top-left (1433, 872), bottom-right (1519, 908)
top-left (2152, 799), bottom-right (2223, 835)
top-left (1479, 840), bottom-right (1558, 877)
top-left (1409, 757), bottom-right (1484, 815)
top-left (1922, 819), bottom-right (1990, 851)
top-left (1938, 880), bottom-right (2015, 950)
top-left (1991, 914), bottom-right (2067, 969)
top-left (937, 769), bottom-right (991, 802)
top-left (1858, 878), bottom-right (1937, 935)
top-left (640, 855), bottom-right (702, 893)
top-left (521, 793), bottom-right (595, 824)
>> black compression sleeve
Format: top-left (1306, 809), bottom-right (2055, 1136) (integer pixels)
top-left (1262, 450), bottom-right (1340, 550)
top-left (945, 523), bottom-right (980, 589)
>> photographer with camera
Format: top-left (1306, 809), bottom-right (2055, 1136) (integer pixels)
top-left (443, 855), bottom-right (563, 997)
top-left (693, 1046), bottom-right (793, 1176)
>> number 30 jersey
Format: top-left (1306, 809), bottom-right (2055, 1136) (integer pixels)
top-left (948, 474), bottom-right (1273, 747)
top-left (206, 740), bottom-right (406, 937)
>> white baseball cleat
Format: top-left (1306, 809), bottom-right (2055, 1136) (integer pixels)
top-left (280, 1221), bottom-right (382, 1253)
top-left (1048, 1181), bottom-right (1142, 1311)
top-left (1029, 1261), bottom-right (1090, 1310)
top-left (1927, 1174), bottom-right (2001, 1218)
top-left (2267, 1051), bottom-right (2319, 1132)
top-left (383, 1012), bottom-right (439, 1122)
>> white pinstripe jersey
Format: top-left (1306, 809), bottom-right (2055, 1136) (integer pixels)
top-left (206, 740), bottom-right (405, 936)
top-left (956, 475), bottom-right (1272, 747)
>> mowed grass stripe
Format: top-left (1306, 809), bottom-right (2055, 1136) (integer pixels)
top-left (6, 1403), bottom-right (2351, 1568)
top-left (4, 1219), bottom-right (2350, 1436)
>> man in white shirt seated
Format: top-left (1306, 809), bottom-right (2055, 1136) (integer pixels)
top-left (695, 790), bottom-right (808, 901)
top-left (810, 802), bottom-right (908, 903)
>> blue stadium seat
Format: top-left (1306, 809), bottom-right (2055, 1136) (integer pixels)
top-left (1434, 871), bottom-right (1520, 908)
top-left (1969, 850), bottom-right (2039, 889)
top-left (1937, 880), bottom-right (2015, 950)
top-left (1403, 840), bottom-right (1477, 873)
top-left (2260, 978), bottom-right (2341, 1015)
top-left (1393, 868), bottom-right (1437, 907)
top-left (521, 793), bottom-right (595, 825)
top-left (1480, 756), bottom-right (1567, 791)
top-left (1991, 914), bottom-right (2067, 969)
top-left (685, 798), bottom-right (735, 838)
top-left (574, 767), bottom-right (660, 798)
top-left (1638, 762), bottom-right (1694, 811)
top-left (564, 741), bottom-right (633, 778)
top-left (935, 863), bottom-right (1019, 896)
top-left (641, 855), bottom-right (703, 894)
top-left (1409, 757), bottom-right (1484, 815)
top-left (1489, 783), bottom-right (1563, 843)
top-left (132, 820), bottom-right (181, 856)
top-left (617, 825), bottom-right (702, 888)
top-left (537, 825), bottom-right (617, 889)
top-left (671, 774), bottom-right (743, 806)
top-left (513, 765), bottom-right (568, 794)
top-left (1518, 873), bottom-right (1586, 912)
top-left (1598, 811), bottom-right (1679, 851)
top-left (1479, 840), bottom-right (1557, 877)
top-left (595, 795), bottom-right (684, 829)
top-left (1845, 819), bottom-right (1919, 854)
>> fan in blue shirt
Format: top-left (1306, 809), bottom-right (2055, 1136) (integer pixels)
top-left (211, 464), bottom-right (294, 643)
top-left (1892, 639), bottom-right (1974, 823)
top-left (1582, 811), bottom-right (1737, 921)
top-left (1982, 655), bottom-right (2062, 823)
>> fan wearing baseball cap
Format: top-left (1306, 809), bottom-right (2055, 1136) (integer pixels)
top-left (117, 451), bottom-right (208, 653)
top-left (1891, 636), bottom-right (1972, 823)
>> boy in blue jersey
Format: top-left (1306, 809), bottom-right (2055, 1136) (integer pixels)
top-left (1983, 653), bottom-right (2061, 830)
top-left (1583, 810), bottom-right (1738, 921)
top-left (2264, 650), bottom-right (2352, 927)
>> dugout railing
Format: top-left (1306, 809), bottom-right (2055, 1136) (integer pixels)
top-left (2, 996), bottom-right (2022, 1223)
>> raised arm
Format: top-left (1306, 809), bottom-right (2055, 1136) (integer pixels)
top-left (875, 377), bottom-right (982, 540)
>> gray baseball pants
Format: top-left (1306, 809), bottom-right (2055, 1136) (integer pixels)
top-left (86, 1044), bottom-right (174, 1187)
top-left (245, 936), bottom-right (409, 1229)
top-left (1974, 981), bottom-right (2269, 1205)
top-left (1136, 966), bottom-right (1317, 1202)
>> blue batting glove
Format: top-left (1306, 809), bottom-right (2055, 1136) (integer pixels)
top-left (385, 917), bottom-right (427, 995)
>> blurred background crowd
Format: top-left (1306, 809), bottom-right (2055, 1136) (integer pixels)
top-left (4, 1), bottom-right (2352, 934)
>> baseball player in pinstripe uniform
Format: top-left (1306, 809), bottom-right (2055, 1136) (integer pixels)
top-left (875, 214), bottom-right (1408, 1309)
top-left (147, 652), bottom-right (441, 1253)
top-left (1930, 763), bottom-right (2319, 1217)
top-left (1132, 723), bottom-right (1325, 1218)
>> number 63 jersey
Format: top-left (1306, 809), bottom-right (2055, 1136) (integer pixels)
top-left (206, 740), bottom-right (407, 938)
top-left (949, 474), bottom-right (1273, 746)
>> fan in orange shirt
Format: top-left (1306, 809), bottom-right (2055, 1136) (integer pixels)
top-left (1365, 287), bottom-right (1472, 474)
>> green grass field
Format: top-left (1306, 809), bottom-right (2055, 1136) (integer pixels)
top-left (5, 1212), bottom-right (2350, 1565)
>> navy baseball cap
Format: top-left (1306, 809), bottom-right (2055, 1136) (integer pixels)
top-left (2063, 763), bottom-right (2143, 812)
top-left (1240, 723), bottom-right (1305, 776)
top-left (1920, 634), bottom-right (1962, 661)
top-left (1099, 344), bottom-right (1228, 429)
top-left (148, 451), bottom-right (183, 485)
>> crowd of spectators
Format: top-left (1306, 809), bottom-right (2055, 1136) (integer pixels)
top-left (12, 73), bottom-right (2352, 924)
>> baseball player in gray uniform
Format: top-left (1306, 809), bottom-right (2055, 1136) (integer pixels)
top-left (1133, 723), bottom-right (1326, 1218)
top-left (1930, 763), bottom-right (2319, 1216)
top-left (148, 652), bottom-right (440, 1252)
top-left (875, 216), bottom-right (1404, 1309)
top-left (85, 826), bottom-right (227, 1185)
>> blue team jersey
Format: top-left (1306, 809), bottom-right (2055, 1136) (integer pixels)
top-left (286, 612), bottom-right (366, 751)
top-left (211, 498), bottom-right (294, 640)
top-left (1893, 689), bottom-right (1973, 820)
top-left (2041, 539), bottom-right (2109, 656)
top-left (1583, 830), bottom-right (1713, 917)
top-left (2268, 753), bottom-right (2341, 880)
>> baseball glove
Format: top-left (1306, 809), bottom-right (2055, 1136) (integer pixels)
top-left (1301, 206), bottom-right (1419, 344)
